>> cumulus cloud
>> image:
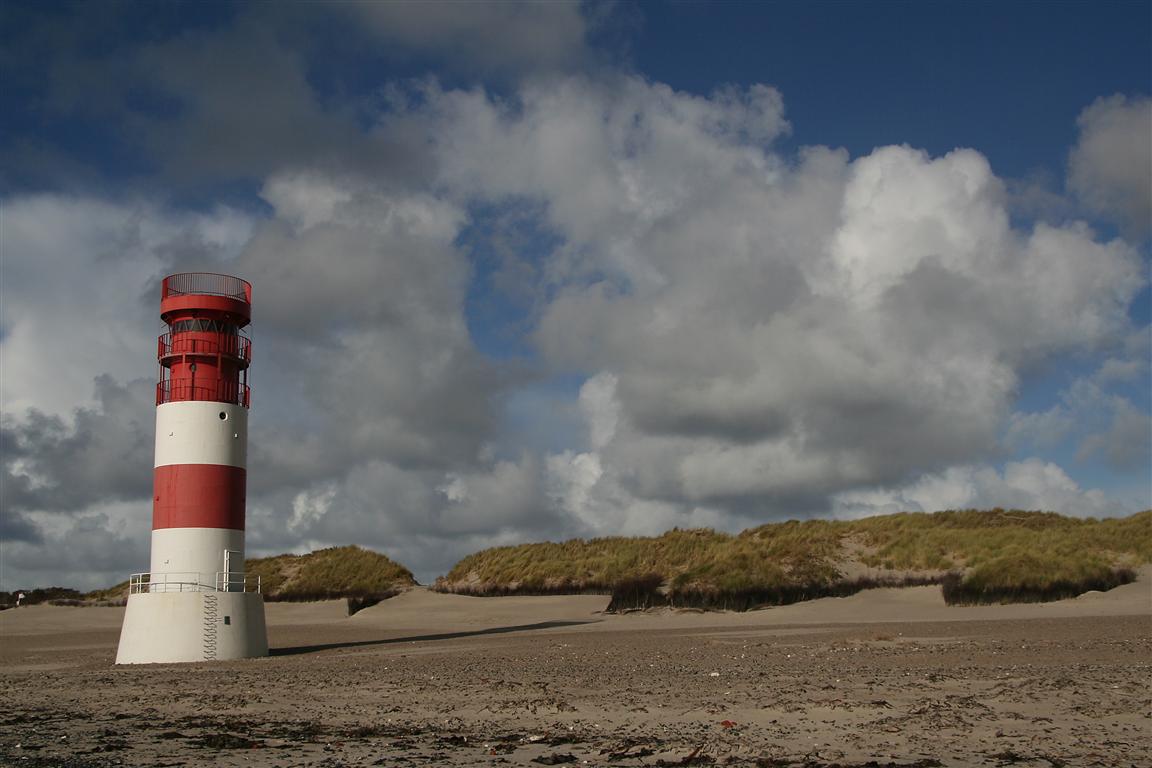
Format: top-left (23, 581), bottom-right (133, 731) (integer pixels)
top-left (2, 377), bottom-right (154, 516)
top-left (833, 459), bottom-right (1135, 520)
top-left (0, 195), bottom-right (253, 414)
top-left (1068, 94), bottom-right (1152, 235)
top-left (419, 76), bottom-right (790, 246)
top-left (408, 77), bottom-right (1142, 516)
top-left (438, 455), bottom-right (555, 535)
top-left (238, 173), bottom-right (506, 482)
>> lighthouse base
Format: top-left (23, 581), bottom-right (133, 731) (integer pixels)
top-left (116, 591), bottom-right (268, 664)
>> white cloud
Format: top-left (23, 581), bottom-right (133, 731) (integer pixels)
top-left (289, 484), bottom-right (337, 534)
top-left (421, 76), bottom-right (789, 248)
top-left (437, 456), bottom-right (548, 534)
top-left (825, 147), bottom-right (1010, 307)
top-left (1068, 94), bottom-right (1152, 234)
top-left (1005, 406), bottom-right (1075, 452)
top-left (834, 459), bottom-right (1133, 520)
top-left (0, 195), bottom-right (253, 415)
top-left (423, 78), bottom-right (1141, 507)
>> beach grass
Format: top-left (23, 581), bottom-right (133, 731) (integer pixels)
top-left (435, 509), bottom-right (1150, 609)
top-left (245, 545), bottom-right (415, 602)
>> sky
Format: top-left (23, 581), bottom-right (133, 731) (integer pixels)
top-left (1, 0), bottom-right (1149, 590)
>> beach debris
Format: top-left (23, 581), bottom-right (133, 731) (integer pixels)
top-left (437, 734), bottom-right (468, 746)
top-left (195, 732), bottom-right (263, 749)
top-left (532, 752), bottom-right (578, 765)
top-left (655, 742), bottom-right (712, 766)
top-left (601, 739), bottom-right (657, 761)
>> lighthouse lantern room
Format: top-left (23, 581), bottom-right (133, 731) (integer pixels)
top-left (116, 272), bottom-right (267, 664)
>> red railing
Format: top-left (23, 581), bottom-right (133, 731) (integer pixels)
top-left (156, 380), bottom-right (250, 407)
top-left (162, 273), bottom-right (251, 303)
top-left (158, 332), bottom-right (251, 363)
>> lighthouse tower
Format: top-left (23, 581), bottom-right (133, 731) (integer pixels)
top-left (116, 272), bottom-right (267, 664)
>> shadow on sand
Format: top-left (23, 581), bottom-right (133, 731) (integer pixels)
top-left (270, 619), bottom-right (599, 657)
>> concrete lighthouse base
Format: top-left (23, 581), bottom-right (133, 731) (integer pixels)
top-left (116, 591), bottom-right (268, 664)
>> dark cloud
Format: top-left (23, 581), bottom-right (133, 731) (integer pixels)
top-left (1068, 95), bottom-right (1152, 236)
top-left (0, 0), bottom-right (589, 193)
top-left (1, 511), bottom-right (149, 591)
top-left (2, 377), bottom-right (154, 515)
top-left (0, 510), bottom-right (41, 545)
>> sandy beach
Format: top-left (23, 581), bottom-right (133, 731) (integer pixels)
top-left (1, 574), bottom-right (1149, 768)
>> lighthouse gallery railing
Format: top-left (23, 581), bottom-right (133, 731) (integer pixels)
top-left (162, 273), bottom-right (251, 302)
top-left (129, 572), bottom-right (262, 594)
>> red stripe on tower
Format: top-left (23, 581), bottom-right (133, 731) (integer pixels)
top-left (152, 464), bottom-right (247, 530)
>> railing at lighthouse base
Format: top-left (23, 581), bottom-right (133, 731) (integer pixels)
top-left (128, 572), bottom-right (262, 594)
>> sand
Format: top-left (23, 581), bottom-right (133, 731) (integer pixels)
top-left (0, 573), bottom-right (1149, 768)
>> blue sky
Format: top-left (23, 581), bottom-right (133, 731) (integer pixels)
top-left (636, 3), bottom-right (1150, 174)
top-left (1, 0), bottom-right (1149, 589)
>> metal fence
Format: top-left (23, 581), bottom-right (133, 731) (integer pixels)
top-left (158, 331), bottom-right (251, 362)
top-left (129, 572), bottom-right (262, 594)
top-left (162, 273), bottom-right (251, 302)
top-left (155, 379), bottom-right (250, 406)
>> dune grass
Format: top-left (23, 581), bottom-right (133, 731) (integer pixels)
top-left (246, 545), bottom-right (416, 602)
top-left (67, 545), bottom-right (416, 612)
top-left (77, 581), bottom-right (130, 606)
top-left (435, 509), bottom-right (1151, 610)
top-left (848, 508), bottom-right (1151, 570)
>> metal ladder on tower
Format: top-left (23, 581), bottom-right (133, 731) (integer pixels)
top-left (202, 593), bottom-right (219, 660)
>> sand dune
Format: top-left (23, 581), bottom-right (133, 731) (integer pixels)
top-left (4, 568), bottom-right (1148, 639)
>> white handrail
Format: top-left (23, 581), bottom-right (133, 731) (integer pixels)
top-left (129, 572), bottom-right (262, 594)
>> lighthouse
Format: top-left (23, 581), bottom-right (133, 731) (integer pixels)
top-left (116, 272), bottom-right (267, 664)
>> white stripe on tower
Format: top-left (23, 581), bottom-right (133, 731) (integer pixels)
top-left (154, 401), bottom-right (248, 468)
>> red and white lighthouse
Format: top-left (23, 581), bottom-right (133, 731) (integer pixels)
top-left (116, 272), bottom-right (267, 664)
